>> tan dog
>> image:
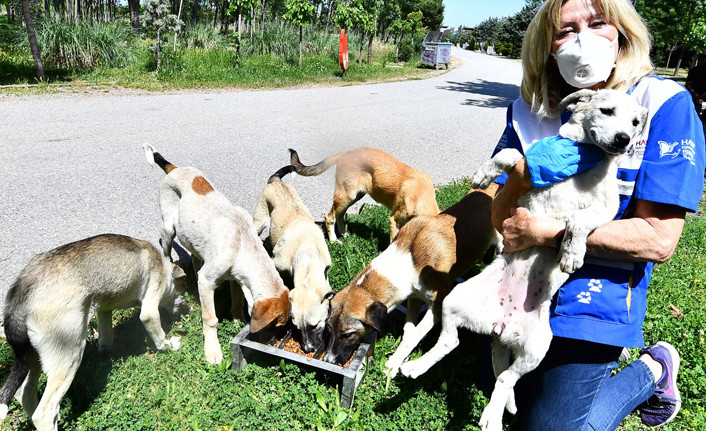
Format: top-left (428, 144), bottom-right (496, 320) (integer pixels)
top-left (253, 165), bottom-right (334, 352)
top-left (289, 147), bottom-right (440, 241)
top-left (0, 234), bottom-right (186, 431)
top-left (143, 144), bottom-right (290, 365)
top-left (323, 184), bottom-right (499, 369)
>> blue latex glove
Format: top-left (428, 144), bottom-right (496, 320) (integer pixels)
top-left (524, 136), bottom-right (605, 187)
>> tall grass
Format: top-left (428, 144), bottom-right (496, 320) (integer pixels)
top-left (24, 17), bottom-right (135, 70)
top-left (181, 23), bottom-right (226, 49)
top-left (239, 21), bottom-right (338, 60)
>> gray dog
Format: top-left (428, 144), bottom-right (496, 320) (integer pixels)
top-left (0, 234), bottom-right (186, 431)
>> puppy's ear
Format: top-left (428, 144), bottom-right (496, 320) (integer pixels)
top-left (364, 301), bottom-right (388, 334)
top-left (171, 264), bottom-right (186, 279)
top-left (250, 291), bottom-right (290, 333)
top-left (558, 89), bottom-right (595, 112)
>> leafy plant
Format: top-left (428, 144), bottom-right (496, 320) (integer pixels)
top-left (141, 0), bottom-right (184, 71)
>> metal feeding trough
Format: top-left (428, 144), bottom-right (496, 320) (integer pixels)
top-left (230, 324), bottom-right (376, 408)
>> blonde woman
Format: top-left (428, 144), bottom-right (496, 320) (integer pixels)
top-left (488, 0), bottom-right (705, 429)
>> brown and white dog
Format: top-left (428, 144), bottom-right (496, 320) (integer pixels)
top-left (253, 165), bottom-right (334, 352)
top-left (289, 147), bottom-right (440, 242)
top-left (0, 234), bottom-right (186, 431)
top-left (323, 184), bottom-right (499, 370)
top-left (143, 144), bottom-right (290, 364)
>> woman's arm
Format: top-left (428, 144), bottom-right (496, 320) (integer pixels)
top-left (492, 162), bottom-right (687, 263)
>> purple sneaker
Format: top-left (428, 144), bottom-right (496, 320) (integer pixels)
top-left (638, 341), bottom-right (681, 427)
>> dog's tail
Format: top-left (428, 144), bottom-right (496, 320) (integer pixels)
top-left (289, 148), bottom-right (339, 177)
top-left (143, 143), bottom-right (178, 174)
top-left (0, 284), bottom-right (34, 420)
top-left (268, 165), bottom-right (297, 184)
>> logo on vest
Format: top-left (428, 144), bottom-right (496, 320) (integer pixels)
top-left (658, 139), bottom-right (697, 165)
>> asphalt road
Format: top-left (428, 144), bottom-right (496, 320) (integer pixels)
top-left (0, 48), bottom-right (522, 314)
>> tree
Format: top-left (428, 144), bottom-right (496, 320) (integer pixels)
top-left (21, 0), bottom-right (44, 81)
top-left (399, 0), bottom-right (442, 30)
top-left (142, 0), bottom-right (184, 72)
top-left (636, 0), bottom-right (706, 75)
top-left (475, 17), bottom-right (499, 49)
top-left (495, 0), bottom-right (541, 56)
top-left (283, 0), bottom-right (316, 66)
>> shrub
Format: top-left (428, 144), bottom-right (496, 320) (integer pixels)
top-left (182, 23), bottom-right (226, 49)
top-left (27, 17), bottom-right (135, 70)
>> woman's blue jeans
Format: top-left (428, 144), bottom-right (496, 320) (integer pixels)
top-left (482, 337), bottom-right (656, 431)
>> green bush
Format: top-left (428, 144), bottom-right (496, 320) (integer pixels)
top-left (26, 17), bottom-right (136, 70)
top-left (182, 23), bottom-right (226, 49)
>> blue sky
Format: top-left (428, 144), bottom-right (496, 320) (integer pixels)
top-left (442, 0), bottom-right (528, 29)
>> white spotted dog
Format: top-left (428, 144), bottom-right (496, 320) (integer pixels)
top-left (144, 144), bottom-right (290, 365)
top-left (253, 165), bottom-right (334, 353)
top-left (398, 89), bottom-right (648, 431)
top-left (0, 234), bottom-right (186, 431)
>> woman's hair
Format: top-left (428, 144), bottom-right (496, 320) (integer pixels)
top-left (520, 0), bottom-right (653, 117)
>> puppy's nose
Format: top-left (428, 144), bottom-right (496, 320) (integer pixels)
top-left (614, 133), bottom-right (631, 148)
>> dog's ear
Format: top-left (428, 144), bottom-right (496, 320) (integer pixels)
top-left (558, 89), bottom-right (595, 113)
top-left (363, 301), bottom-right (387, 334)
top-left (323, 291), bottom-right (335, 303)
top-left (250, 291), bottom-right (290, 333)
top-left (171, 264), bottom-right (186, 279)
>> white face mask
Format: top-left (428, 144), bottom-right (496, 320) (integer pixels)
top-left (553, 32), bottom-right (618, 88)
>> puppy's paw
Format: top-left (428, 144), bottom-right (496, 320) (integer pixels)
top-left (559, 253), bottom-right (583, 274)
top-left (384, 359), bottom-right (401, 379)
top-left (470, 166), bottom-right (500, 190)
top-left (399, 360), bottom-right (428, 379)
top-left (505, 391), bottom-right (517, 415)
top-left (204, 345), bottom-right (224, 365)
top-left (167, 336), bottom-right (181, 351)
top-left (479, 411), bottom-right (503, 431)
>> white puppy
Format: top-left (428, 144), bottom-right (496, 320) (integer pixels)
top-left (399, 89), bottom-right (648, 431)
top-left (144, 144), bottom-right (290, 365)
top-left (253, 165), bottom-right (333, 353)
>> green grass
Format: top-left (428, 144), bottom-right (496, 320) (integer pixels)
top-left (0, 182), bottom-right (704, 430)
top-left (0, 16), bottom-right (435, 93)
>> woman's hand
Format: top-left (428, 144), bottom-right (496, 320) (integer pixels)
top-left (491, 158), bottom-right (566, 253)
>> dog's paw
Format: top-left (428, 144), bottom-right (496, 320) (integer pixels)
top-left (204, 345), bottom-right (224, 365)
top-left (399, 360), bottom-right (428, 379)
top-left (167, 336), bottom-right (181, 351)
top-left (505, 391), bottom-right (517, 415)
top-left (558, 252), bottom-right (583, 274)
top-left (479, 411), bottom-right (503, 431)
top-left (470, 167), bottom-right (499, 190)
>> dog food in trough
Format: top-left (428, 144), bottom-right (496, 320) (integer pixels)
top-left (231, 324), bottom-right (375, 408)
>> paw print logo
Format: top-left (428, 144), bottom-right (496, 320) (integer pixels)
top-left (577, 291), bottom-right (592, 304)
top-left (588, 279), bottom-right (603, 293)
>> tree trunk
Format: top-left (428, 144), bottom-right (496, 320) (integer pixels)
top-left (367, 32), bottom-right (373, 64)
top-left (358, 29), bottom-right (365, 64)
top-left (174, 0), bottom-right (184, 50)
top-left (156, 27), bottom-right (163, 71)
top-left (21, 0), bottom-right (45, 81)
top-left (673, 46), bottom-right (685, 77)
top-left (665, 48), bottom-right (673, 69)
top-left (298, 25), bottom-right (303, 67)
top-left (260, 0), bottom-right (266, 33)
top-left (190, 0), bottom-right (199, 25)
top-left (324, 0), bottom-right (333, 37)
top-left (128, 0), bottom-right (140, 29)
